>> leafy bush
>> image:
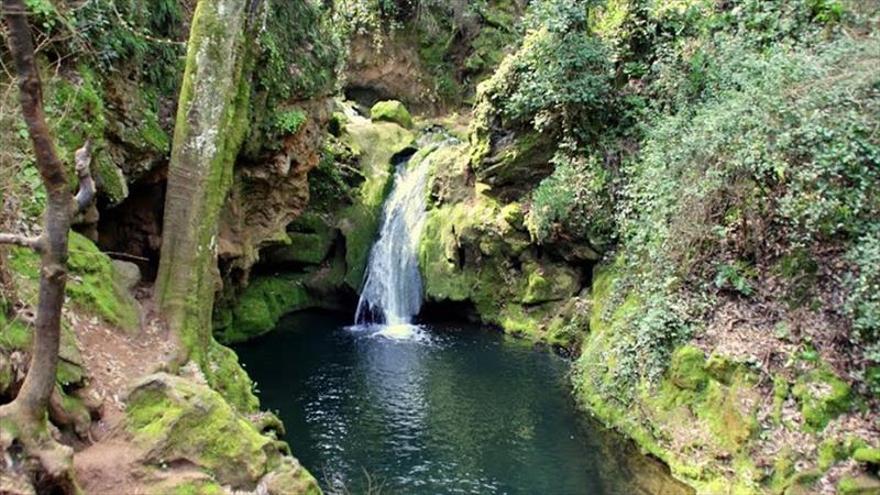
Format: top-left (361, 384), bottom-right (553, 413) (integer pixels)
top-left (603, 32), bottom-right (880, 390)
top-left (256, 0), bottom-right (342, 105)
top-left (847, 229), bottom-right (880, 364)
top-left (74, 0), bottom-right (186, 96)
top-left (474, 1), bottom-right (612, 141)
top-left (526, 151), bottom-right (614, 249)
top-left (272, 110), bottom-right (308, 136)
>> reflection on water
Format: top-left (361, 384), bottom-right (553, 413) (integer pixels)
top-left (235, 311), bottom-right (693, 495)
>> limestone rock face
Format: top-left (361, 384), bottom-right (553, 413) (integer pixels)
top-left (416, 142), bottom-right (586, 347)
top-left (346, 35), bottom-right (439, 114)
top-left (218, 99), bottom-right (334, 276)
top-left (471, 127), bottom-right (556, 202)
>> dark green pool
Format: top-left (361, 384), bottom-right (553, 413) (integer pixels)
top-left (235, 311), bottom-right (689, 494)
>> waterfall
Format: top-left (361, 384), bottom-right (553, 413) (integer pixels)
top-left (354, 150), bottom-right (431, 326)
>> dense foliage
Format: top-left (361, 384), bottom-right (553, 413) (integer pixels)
top-left (473, 0), bottom-right (880, 395)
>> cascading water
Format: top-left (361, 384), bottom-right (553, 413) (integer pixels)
top-left (354, 149), bottom-right (431, 328)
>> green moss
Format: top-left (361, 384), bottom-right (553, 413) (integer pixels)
top-left (705, 353), bottom-right (738, 385)
top-left (0, 317), bottom-right (31, 351)
top-left (818, 439), bottom-right (847, 470)
top-left (216, 274), bottom-right (314, 345)
top-left (92, 154), bottom-right (129, 204)
top-left (66, 232), bottom-right (139, 330)
top-left (204, 341), bottom-right (259, 414)
top-left (770, 447), bottom-right (796, 492)
top-left (669, 345), bottom-right (708, 391)
top-left (284, 233), bottom-right (333, 265)
top-left (522, 262), bottom-right (579, 305)
top-left (6, 232), bottom-right (137, 331)
top-left (792, 366), bottom-right (851, 430)
top-left (125, 373), bottom-right (281, 487)
top-left (772, 375), bottom-right (790, 425)
top-left (701, 379), bottom-right (755, 450)
top-left (370, 100), bottom-right (414, 129)
top-left (838, 475), bottom-right (880, 495)
top-left (853, 447), bottom-right (880, 464)
top-left (165, 480), bottom-right (224, 495)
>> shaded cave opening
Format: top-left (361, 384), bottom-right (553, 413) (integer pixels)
top-left (95, 166), bottom-right (167, 283)
top-left (344, 85), bottom-right (394, 114)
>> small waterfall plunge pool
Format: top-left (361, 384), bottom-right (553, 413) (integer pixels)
top-left (235, 311), bottom-right (691, 494)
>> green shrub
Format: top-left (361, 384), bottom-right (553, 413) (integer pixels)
top-left (526, 151), bottom-right (614, 250)
top-left (847, 229), bottom-right (880, 364)
top-left (585, 15), bottom-right (879, 392)
top-left (474, 8), bottom-right (612, 142)
top-left (272, 109), bottom-right (308, 135)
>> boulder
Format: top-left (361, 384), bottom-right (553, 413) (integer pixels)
top-left (370, 100), bottom-right (414, 129)
top-left (124, 373), bottom-right (319, 492)
top-left (112, 259), bottom-right (142, 292)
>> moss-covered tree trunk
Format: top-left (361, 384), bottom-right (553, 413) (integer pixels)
top-left (156, 0), bottom-right (256, 366)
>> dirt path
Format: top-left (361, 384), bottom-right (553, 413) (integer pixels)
top-left (69, 291), bottom-right (190, 494)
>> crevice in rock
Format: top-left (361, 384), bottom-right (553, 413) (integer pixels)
top-left (95, 165), bottom-right (167, 282)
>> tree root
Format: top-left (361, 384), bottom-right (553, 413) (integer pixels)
top-left (0, 402), bottom-right (78, 494)
top-left (48, 386), bottom-right (92, 441)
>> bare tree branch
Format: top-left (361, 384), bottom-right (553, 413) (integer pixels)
top-left (73, 139), bottom-right (95, 214)
top-left (0, 232), bottom-right (43, 251)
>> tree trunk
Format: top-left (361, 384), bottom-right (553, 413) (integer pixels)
top-left (155, 0), bottom-right (255, 365)
top-left (0, 0), bottom-right (95, 488)
top-left (3, 0), bottom-right (70, 422)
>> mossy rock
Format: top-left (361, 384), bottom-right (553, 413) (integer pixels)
top-left (669, 345), bottom-right (708, 391)
top-left (471, 128), bottom-right (555, 201)
top-left (792, 366), bottom-right (851, 430)
top-left (125, 373), bottom-right (319, 492)
top-left (204, 341), bottom-right (259, 413)
top-left (854, 447), bottom-right (880, 465)
top-left (7, 232), bottom-right (138, 331)
top-left (521, 261), bottom-right (580, 305)
top-left (156, 479), bottom-right (225, 495)
top-left (216, 274), bottom-right (315, 344)
top-left (370, 100), bottom-right (414, 128)
top-left (262, 457), bottom-right (323, 495)
top-left (263, 230), bottom-right (336, 266)
top-left (701, 380), bottom-right (756, 450)
top-left (417, 186), bottom-right (579, 343)
top-left (837, 475), bottom-right (880, 495)
top-left (705, 353), bottom-right (738, 385)
top-left (425, 143), bottom-right (473, 206)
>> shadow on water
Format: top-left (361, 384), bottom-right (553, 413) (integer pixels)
top-left (235, 310), bottom-right (693, 495)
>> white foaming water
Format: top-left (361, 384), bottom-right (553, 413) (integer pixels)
top-left (354, 149), bottom-right (431, 328)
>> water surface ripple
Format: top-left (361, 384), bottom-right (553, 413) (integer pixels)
top-left (236, 311), bottom-right (690, 495)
